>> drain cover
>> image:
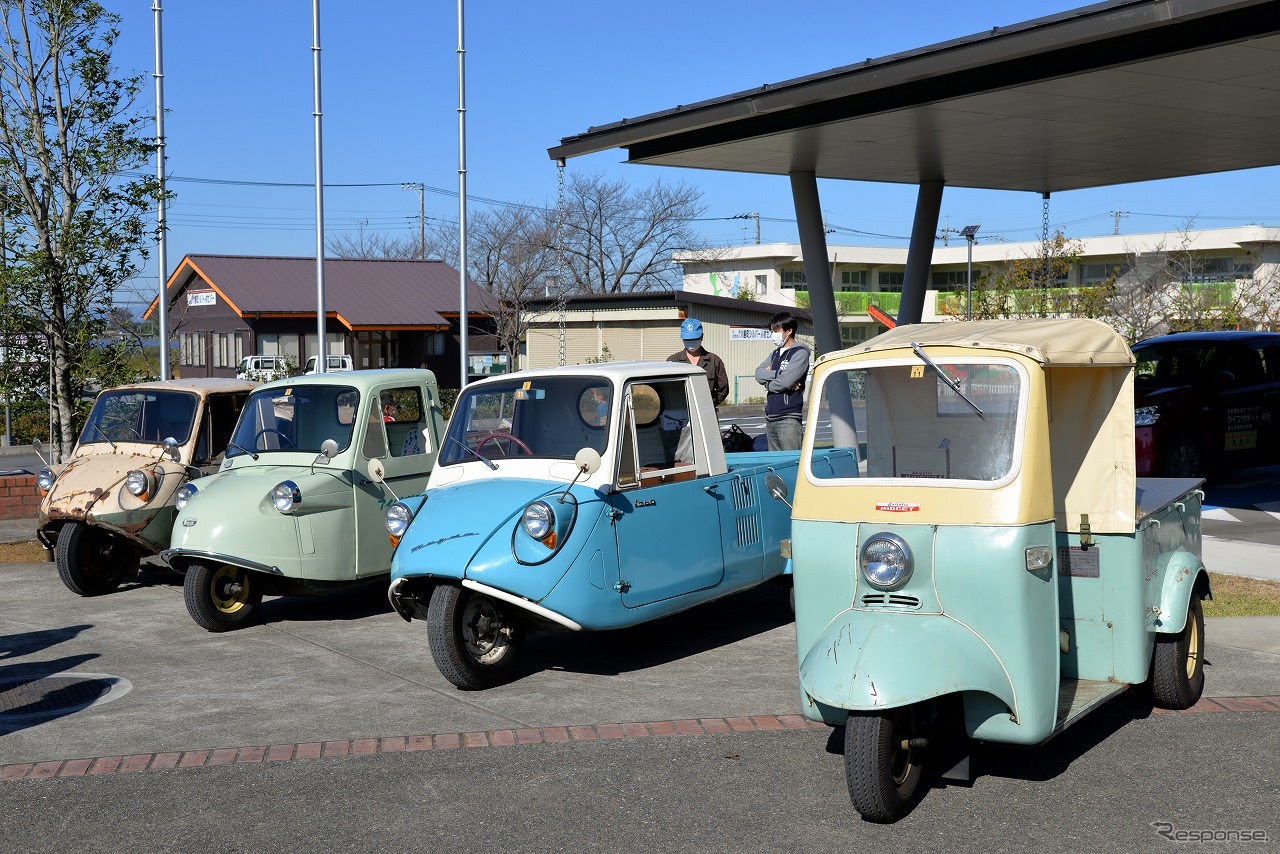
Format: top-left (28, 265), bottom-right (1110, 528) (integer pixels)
top-left (0, 674), bottom-right (131, 719)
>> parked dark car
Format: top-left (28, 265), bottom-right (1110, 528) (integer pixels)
top-left (1132, 331), bottom-right (1280, 477)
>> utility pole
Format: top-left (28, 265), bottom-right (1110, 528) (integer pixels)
top-left (152, 0), bottom-right (170, 380)
top-left (1110, 203), bottom-right (1129, 235)
top-left (731, 212), bottom-right (760, 245)
top-left (961, 224), bottom-right (981, 321)
top-left (402, 182), bottom-right (425, 259)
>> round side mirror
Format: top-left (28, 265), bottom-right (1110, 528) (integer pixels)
top-left (162, 436), bottom-right (180, 460)
top-left (32, 439), bottom-right (42, 451)
top-left (574, 447), bottom-right (602, 476)
top-left (320, 438), bottom-right (339, 460)
top-left (367, 458), bottom-right (386, 484)
top-left (765, 472), bottom-right (789, 502)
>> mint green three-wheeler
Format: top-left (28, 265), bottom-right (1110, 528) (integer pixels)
top-left (786, 318), bottom-right (1209, 822)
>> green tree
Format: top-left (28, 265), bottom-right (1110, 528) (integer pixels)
top-left (0, 0), bottom-right (159, 459)
top-left (959, 234), bottom-right (1115, 321)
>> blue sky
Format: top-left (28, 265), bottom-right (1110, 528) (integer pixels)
top-left (104, 0), bottom-right (1280, 301)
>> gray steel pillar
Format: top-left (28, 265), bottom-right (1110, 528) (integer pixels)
top-left (788, 171), bottom-right (840, 356)
top-left (897, 180), bottom-right (944, 326)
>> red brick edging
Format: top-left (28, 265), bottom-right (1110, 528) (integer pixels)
top-left (4, 699), bottom-right (1276, 782)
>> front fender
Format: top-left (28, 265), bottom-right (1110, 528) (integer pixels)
top-left (799, 610), bottom-right (1017, 715)
top-left (1156, 552), bottom-right (1210, 634)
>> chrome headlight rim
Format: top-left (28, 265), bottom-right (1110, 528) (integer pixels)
top-left (385, 501), bottom-right (412, 538)
top-left (521, 500), bottom-right (554, 542)
top-left (175, 482), bottom-right (198, 511)
top-left (860, 532), bottom-right (913, 591)
top-left (36, 467), bottom-right (56, 493)
top-left (125, 468), bottom-right (154, 499)
top-left (271, 480), bottom-right (302, 514)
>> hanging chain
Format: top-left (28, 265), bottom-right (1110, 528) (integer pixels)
top-left (1040, 192), bottom-right (1052, 291)
top-left (556, 158), bottom-right (568, 367)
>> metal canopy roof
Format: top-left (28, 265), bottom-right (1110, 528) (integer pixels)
top-left (549, 0), bottom-right (1280, 194)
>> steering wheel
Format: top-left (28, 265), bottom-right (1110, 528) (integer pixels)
top-left (253, 428), bottom-right (295, 449)
top-left (475, 432), bottom-right (532, 456)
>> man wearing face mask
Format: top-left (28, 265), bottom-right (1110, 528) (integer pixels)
top-left (755, 311), bottom-right (811, 451)
top-left (667, 318), bottom-right (729, 407)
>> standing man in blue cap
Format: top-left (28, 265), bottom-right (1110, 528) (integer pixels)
top-left (668, 318), bottom-right (729, 407)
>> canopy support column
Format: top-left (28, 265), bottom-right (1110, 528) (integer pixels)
top-left (789, 171), bottom-right (840, 356)
top-left (898, 180), bottom-right (944, 326)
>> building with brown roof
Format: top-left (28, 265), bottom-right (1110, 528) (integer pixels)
top-left (145, 255), bottom-right (498, 388)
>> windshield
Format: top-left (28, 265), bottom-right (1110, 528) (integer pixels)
top-left (227, 385), bottom-right (360, 457)
top-left (439, 376), bottom-right (611, 465)
top-left (79, 389), bottom-right (200, 445)
top-left (809, 359), bottom-right (1024, 483)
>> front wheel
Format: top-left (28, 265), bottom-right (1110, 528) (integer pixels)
top-left (184, 563), bottom-right (264, 632)
top-left (427, 585), bottom-right (524, 690)
top-left (1151, 596), bottom-right (1205, 710)
top-left (55, 522), bottom-right (136, 596)
top-left (844, 708), bottom-right (925, 822)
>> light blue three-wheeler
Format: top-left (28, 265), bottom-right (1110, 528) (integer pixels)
top-left (784, 318), bottom-right (1210, 821)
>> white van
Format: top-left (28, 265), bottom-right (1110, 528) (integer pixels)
top-left (304, 354), bottom-right (354, 374)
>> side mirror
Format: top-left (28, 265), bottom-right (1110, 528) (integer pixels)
top-left (367, 458), bottom-right (386, 484)
top-left (574, 447), bottom-right (602, 476)
top-left (162, 436), bottom-right (181, 460)
top-left (319, 438), bottom-right (339, 459)
top-left (765, 472), bottom-right (791, 507)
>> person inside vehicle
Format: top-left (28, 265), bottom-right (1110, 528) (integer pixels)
top-left (382, 393), bottom-right (397, 422)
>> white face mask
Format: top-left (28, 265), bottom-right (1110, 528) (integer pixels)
top-left (684, 338), bottom-right (702, 352)
top-left (770, 331), bottom-right (786, 347)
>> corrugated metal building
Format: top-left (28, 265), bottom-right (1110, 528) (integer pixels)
top-left (523, 291), bottom-right (813, 405)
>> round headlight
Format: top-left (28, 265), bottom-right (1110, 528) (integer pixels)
top-left (385, 502), bottom-right (412, 538)
top-left (1135, 406), bottom-right (1161, 427)
top-left (521, 500), bottom-right (554, 542)
top-left (860, 533), bottom-right (913, 590)
top-left (271, 480), bottom-right (301, 514)
top-left (36, 468), bottom-right (56, 493)
top-left (175, 482), bottom-right (198, 511)
top-left (125, 469), bottom-right (151, 498)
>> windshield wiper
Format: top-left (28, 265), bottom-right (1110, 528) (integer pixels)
top-left (911, 343), bottom-right (983, 416)
top-left (449, 436), bottom-right (497, 471)
top-left (226, 441), bottom-right (260, 461)
top-left (88, 421), bottom-right (117, 451)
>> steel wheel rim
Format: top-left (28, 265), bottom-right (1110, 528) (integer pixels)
top-left (78, 528), bottom-right (116, 580)
top-left (1186, 607), bottom-right (1201, 679)
top-left (209, 566), bottom-right (250, 614)
top-left (462, 597), bottom-right (510, 665)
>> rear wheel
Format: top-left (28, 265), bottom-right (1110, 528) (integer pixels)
top-left (55, 522), bottom-right (135, 596)
top-left (1164, 438), bottom-right (1202, 478)
top-left (184, 563), bottom-right (263, 632)
top-left (844, 708), bottom-right (925, 822)
top-left (427, 585), bottom-right (524, 690)
top-left (1152, 596), bottom-right (1205, 710)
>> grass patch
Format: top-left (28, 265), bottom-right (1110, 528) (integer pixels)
top-left (1204, 572), bottom-right (1280, 617)
top-left (0, 540), bottom-right (49, 564)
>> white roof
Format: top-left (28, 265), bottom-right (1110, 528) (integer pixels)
top-left (469, 361), bottom-right (703, 386)
top-left (122, 377), bottom-right (258, 394)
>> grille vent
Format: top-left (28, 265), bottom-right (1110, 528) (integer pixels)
top-left (859, 593), bottom-right (922, 610)
top-left (731, 477), bottom-right (756, 510)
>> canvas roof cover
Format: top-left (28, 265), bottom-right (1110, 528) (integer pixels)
top-left (842, 318), bottom-right (1135, 367)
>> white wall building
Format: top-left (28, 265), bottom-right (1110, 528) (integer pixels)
top-left (676, 226), bottom-right (1280, 345)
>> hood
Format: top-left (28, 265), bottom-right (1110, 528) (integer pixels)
top-left (1134, 382), bottom-right (1194, 409)
top-left (392, 477), bottom-right (569, 582)
top-left (40, 450), bottom-right (186, 522)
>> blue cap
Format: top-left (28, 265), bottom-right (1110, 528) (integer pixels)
top-left (679, 318), bottom-right (704, 340)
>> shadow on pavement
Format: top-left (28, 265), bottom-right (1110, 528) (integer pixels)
top-left (512, 583), bottom-right (794, 681)
top-left (0, 650), bottom-right (104, 736)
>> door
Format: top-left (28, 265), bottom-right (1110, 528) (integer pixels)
top-left (611, 378), bottom-right (724, 607)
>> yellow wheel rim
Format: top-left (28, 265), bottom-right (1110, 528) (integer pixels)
top-left (1185, 606), bottom-right (1201, 679)
top-left (209, 565), bottom-right (250, 614)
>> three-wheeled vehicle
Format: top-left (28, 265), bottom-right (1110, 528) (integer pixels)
top-left (36, 378), bottom-right (255, 595)
top-left (162, 369), bottom-right (445, 631)
top-left (785, 318), bottom-right (1209, 821)
top-left (385, 362), bottom-right (822, 689)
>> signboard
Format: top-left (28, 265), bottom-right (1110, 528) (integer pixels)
top-left (729, 326), bottom-right (771, 342)
top-left (187, 291), bottom-right (217, 307)
top-left (468, 353), bottom-right (509, 376)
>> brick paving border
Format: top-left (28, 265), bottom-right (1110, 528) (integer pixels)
top-left (3, 700), bottom-right (1277, 782)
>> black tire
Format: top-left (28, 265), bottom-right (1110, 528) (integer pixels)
top-left (1164, 438), bottom-right (1202, 478)
top-left (1151, 596), bottom-right (1205, 710)
top-left (183, 563), bottom-right (264, 632)
top-left (844, 709), bottom-right (924, 822)
top-left (427, 585), bottom-right (524, 690)
top-left (55, 522), bottom-right (134, 596)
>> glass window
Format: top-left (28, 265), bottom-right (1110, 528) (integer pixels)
top-left (616, 379), bottom-right (697, 488)
top-left (840, 270), bottom-right (868, 292)
top-left (439, 376), bottom-right (611, 466)
top-left (808, 359), bottom-right (1023, 483)
top-left (780, 269), bottom-right (807, 289)
top-left (80, 390), bottom-right (200, 445)
top-left (228, 385), bottom-right (359, 457)
top-left (378, 386), bottom-right (428, 457)
top-left (755, 274), bottom-right (768, 295)
top-left (878, 271), bottom-right (905, 292)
